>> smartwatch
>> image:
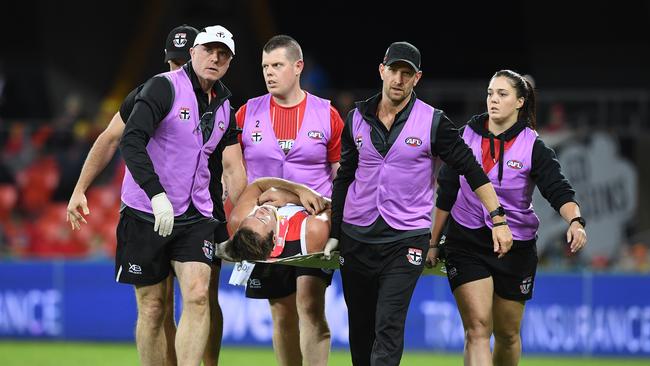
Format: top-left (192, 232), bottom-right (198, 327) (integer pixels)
top-left (489, 206), bottom-right (506, 218)
top-left (570, 216), bottom-right (586, 228)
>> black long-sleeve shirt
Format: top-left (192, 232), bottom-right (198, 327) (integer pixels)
top-left (119, 63), bottom-right (239, 224)
top-left (330, 93), bottom-right (490, 243)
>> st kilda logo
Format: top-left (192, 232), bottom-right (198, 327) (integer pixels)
top-left (405, 136), bottom-right (422, 147)
top-left (173, 33), bottom-right (188, 48)
top-left (507, 160), bottom-right (524, 170)
top-left (307, 130), bottom-right (324, 140)
top-left (406, 248), bottom-right (423, 265)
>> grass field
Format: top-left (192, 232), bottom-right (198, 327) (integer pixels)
top-left (0, 342), bottom-right (648, 366)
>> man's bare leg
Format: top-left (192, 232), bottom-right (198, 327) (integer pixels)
top-left (270, 294), bottom-right (302, 366)
top-left (162, 274), bottom-right (177, 366)
top-left (296, 275), bottom-right (330, 366)
top-left (173, 261), bottom-right (211, 366)
top-left (203, 263), bottom-right (223, 366)
top-left (134, 281), bottom-right (167, 366)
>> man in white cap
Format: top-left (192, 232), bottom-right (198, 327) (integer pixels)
top-left (117, 25), bottom-right (246, 365)
top-left (67, 24), bottom-right (202, 366)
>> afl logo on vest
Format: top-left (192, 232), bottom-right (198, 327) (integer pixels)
top-left (405, 137), bottom-right (422, 147)
top-left (307, 130), bottom-right (324, 140)
top-left (507, 159), bottom-right (524, 169)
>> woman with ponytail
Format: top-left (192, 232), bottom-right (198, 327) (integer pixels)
top-left (425, 70), bottom-right (587, 365)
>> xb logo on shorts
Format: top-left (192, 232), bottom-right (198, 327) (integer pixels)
top-left (203, 240), bottom-right (214, 260)
top-left (218, 120), bottom-right (226, 131)
top-left (128, 263), bottom-right (142, 275)
top-left (520, 276), bottom-right (533, 294)
top-left (173, 33), bottom-right (188, 47)
top-left (406, 248), bottom-right (423, 265)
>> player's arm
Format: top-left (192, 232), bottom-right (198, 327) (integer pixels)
top-left (327, 105), bottom-right (344, 180)
top-left (221, 108), bottom-right (247, 205)
top-left (305, 209), bottom-right (331, 254)
top-left (222, 143), bottom-right (246, 205)
top-left (66, 112), bottom-right (125, 230)
top-left (252, 177), bottom-right (329, 214)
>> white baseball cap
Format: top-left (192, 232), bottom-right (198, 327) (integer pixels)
top-left (193, 25), bottom-right (235, 55)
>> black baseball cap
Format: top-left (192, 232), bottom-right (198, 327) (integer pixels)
top-left (383, 41), bottom-right (421, 72)
top-left (164, 25), bottom-right (199, 63)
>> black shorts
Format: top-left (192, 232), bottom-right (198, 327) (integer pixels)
top-left (115, 213), bottom-right (218, 285)
top-left (443, 236), bottom-right (538, 301)
top-left (244, 238), bottom-right (333, 299)
top-left (245, 263), bottom-right (334, 299)
top-left (212, 222), bottom-right (230, 268)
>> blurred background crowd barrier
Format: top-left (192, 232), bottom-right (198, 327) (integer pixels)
top-left (2, 262), bottom-right (649, 356)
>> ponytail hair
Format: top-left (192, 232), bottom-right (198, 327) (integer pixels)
top-left (492, 70), bottom-right (537, 130)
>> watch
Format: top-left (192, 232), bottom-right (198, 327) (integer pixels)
top-left (570, 216), bottom-right (586, 228)
top-left (489, 206), bottom-right (506, 218)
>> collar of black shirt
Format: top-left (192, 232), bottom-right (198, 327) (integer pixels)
top-left (183, 62), bottom-right (232, 112)
top-left (356, 91), bottom-right (417, 131)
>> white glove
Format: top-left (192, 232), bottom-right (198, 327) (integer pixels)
top-left (323, 238), bottom-right (339, 260)
top-left (151, 192), bottom-right (174, 237)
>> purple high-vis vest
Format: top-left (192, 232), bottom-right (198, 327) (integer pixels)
top-left (343, 99), bottom-right (436, 230)
top-left (451, 126), bottom-right (540, 240)
top-left (242, 92), bottom-right (333, 197)
top-left (121, 68), bottom-right (229, 217)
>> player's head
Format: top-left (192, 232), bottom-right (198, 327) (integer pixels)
top-left (240, 204), bottom-right (278, 238)
top-left (164, 24), bottom-right (199, 70)
top-left (261, 35), bottom-right (304, 98)
top-left (224, 227), bottom-right (274, 262)
top-left (220, 204), bottom-right (278, 261)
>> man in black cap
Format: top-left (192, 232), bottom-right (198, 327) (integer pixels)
top-left (326, 41), bottom-right (513, 365)
top-left (66, 25), bottom-right (232, 366)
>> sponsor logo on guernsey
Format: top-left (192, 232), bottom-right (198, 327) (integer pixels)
top-left (520, 276), bottom-right (533, 294)
top-left (405, 137), bottom-right (422, 147)
top-left (406, 248), bottom-right (423, 265)
top-left (307, 130), bottom-right (324, 140)
top-left (339, 255), bottom-right (345, 266)
top-left (278, 139), bottom-right (294, 153)
top-left (218, 120), bottom-right (225, 131)
top-left (251, 130), bottom-right (263, 143)
top-left (507, 159), bottom-right (524, 170)
top-left (179, 107), bottom-right (191, 120)
top-left (128, 263), bottom-right (142, 275)
top-left (203, 240), bottom-right (214, 260)
top-left (355, 136), bottom-right (363, 150)
top-left (173, 33), bottom-right (188, 47)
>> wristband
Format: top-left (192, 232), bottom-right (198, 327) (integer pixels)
top-left (492, 221), bottom-right (508, 227)
top-left (570, 216), bottom-right (586, 228)
top-left (489, 206), bottom-right (506, 218)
